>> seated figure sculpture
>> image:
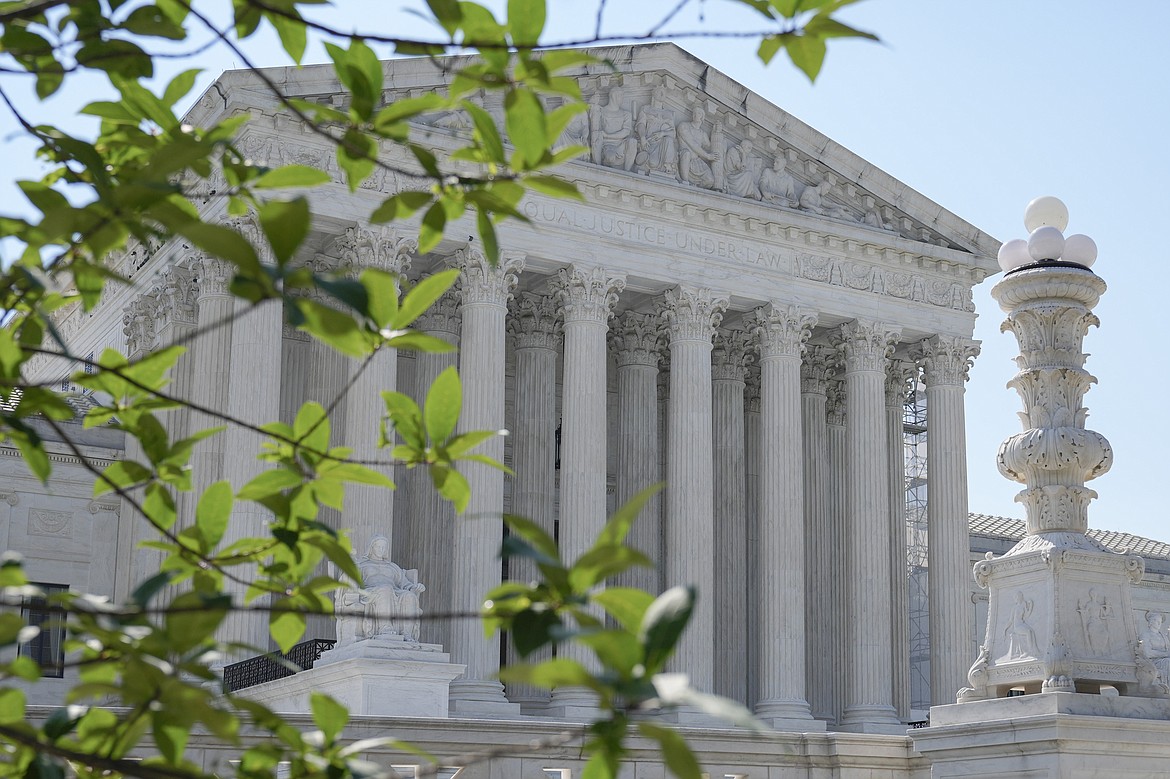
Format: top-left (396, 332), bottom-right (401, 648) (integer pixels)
top-left (759, 156), bottom-right (799, 207)
top-left (590, 86), bottom-right (638, 171)
top-left (1140, 611), bottom-right (1170, 685)
top-left (336, 535), bottom-right (425, 644)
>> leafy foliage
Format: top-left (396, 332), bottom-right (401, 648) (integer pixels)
top-left (0, 1), bottom-right (876, 779)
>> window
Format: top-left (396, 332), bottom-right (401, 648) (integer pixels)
top-left (19, 583), bottom-right (67, 678)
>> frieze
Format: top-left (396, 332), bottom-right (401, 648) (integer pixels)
top-left (28, 508), bottom-right (73, 538)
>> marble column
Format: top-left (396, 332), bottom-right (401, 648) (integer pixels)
top-left (611, 310), bottom-right (663, 595)
top-left (505, 291), bottom-right (561, 711)
top-left (837, 320), bottom-right (903, 732)
top-left (825, 377), bottom-right (848, 724)
top-left (656, 351), bottom-right (670, 597)
top-left (223, 217), bottom-right (284, 653)
top-left (448, 247), bottom-right (524, 715)
top-left (711, 328), bottom-right (751, 704)
top-left (548, 265), bottom-right (625, 715)
top-left (885, 359), bottom-right (916, 723)
top-left (752, 304), bottom-right (819, 728)
top-left (744, 365), bottom-right (761, 710)
top-left (337, 227), bottom-right (416, 554)
top-left (120, 293), bottom-right (160, 593)
top-left (661, 285), bottom-right (727, 696)
top-left (912, 335), bottom-right (980, 706)
top-left (404, 285), bottom-right (461, 647)
top-left (801, 345), bottom-right (836, 723)
top-left (189, 257), bottom-right (236, 498)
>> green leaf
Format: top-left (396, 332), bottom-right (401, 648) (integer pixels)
top-left (786, 34), bottom-right (828, 82)
top-left (161, 68), bottom-right (200, 108)
top-left (0, 688), bottom-right (26, 725)
top-left (239, 468), bottom-right (303, 500)
top-left (524, 175), bottom-right (583, 200)
top-left (418, 201), bottom-right (447, 255)
top-left (510, 609), bottom-right (561, 657)
top-left (293, 401), bottom-right (331, 456)
top-left (758, 34), bottom-right (787, 65)
top-left (385, 332), bottom-right (458, 353)
top-left (270, 9), bottom-right (308, 63)
top-left (424, 366), bottom-right (461, 444)
top-left (462, 99), bottom-right (505, 163)
top-left (804, 11), bottom-right (879, 41)
top-left (258, 197), bottom-right (310, 264)
top-left (426, 0), bottom-right (462, 35)
top-left (360, 269), bottom-right (400, 328)
top-left (640, 586), bottom-right (695, 674)
top-left (369, 191), bottom-right (432, 224)
top-left (166, 592), bottom-right (230, 652)
top-left (595, 483), bottom-right (661, 549)
top-left (498, 657), bottom-right (593, 689)
top-left (502, 514), bottom-right (560, 564)
top-left (270, 604), bottom-right (307, 652)
top-left (94, 460), bottom-right (152, 496)
top-left (593, 587), bottom-right (655, 632)
top-left (294, 298), bottom-right (370, 357)
top-left (194, 481), bottom-right (234, 550)
top-left (310, 692), bottom-right (348, 742)
top-left (131, 570), bottom-right (176, 608)
top-left (430, 463), bottom-right (470, 512)
top-left (382, 391), bottom-right (424, 450)
top-left (504, 87), bottom-right (547, 167)
top-left (638, 723), bottom-right (702, 779)
top-left (508, 0), bottom-right (545, 46)
top-left (252, 165), bottom-right (332, 190)
top-left (394, 269), bottom-right (458, 329)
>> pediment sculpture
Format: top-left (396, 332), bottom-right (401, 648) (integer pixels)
top-left (335, 535), bottom-right (425, 645)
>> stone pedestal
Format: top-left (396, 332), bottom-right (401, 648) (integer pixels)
top-left (244, 639), bottom-right (465, 718)
top-left (913, 694), bottom-right (1170, 778)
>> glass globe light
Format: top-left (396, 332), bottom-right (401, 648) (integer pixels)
top-left (1024, 195), bottom-right (1070, 233)
top-left (1027, 226), bottom-right (1065, 261)
top-left (1062, 233), bottom-right (1098, 267)
top-left (997, 238), bottom-right (1032, 272)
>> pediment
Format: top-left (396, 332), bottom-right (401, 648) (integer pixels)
top-left (197, 43), bottom-right (998, 273)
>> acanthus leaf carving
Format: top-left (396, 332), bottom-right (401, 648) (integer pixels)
top-left (751, 303), bottom-right (817, 361)
top-left (610, 310), bottom-right (663, 368)
top-left (660, 285), bottom-right (728, 344)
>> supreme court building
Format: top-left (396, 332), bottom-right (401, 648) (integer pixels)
top-left (18, 44), bottom-right (1166, 775)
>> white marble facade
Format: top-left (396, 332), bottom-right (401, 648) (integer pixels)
top-left (11, 44), bottom-right (1020, 739)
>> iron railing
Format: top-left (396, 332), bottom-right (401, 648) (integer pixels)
top-left (222, 638), bottom-right (336, 692)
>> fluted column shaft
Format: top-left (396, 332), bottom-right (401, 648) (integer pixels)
top-left (505, 292), bottom-right (560, 710)
top-left (914, 335), bottom-right (979, 706)
top-left (712, 329), bottom-right (751, 704)
top-left (885, 361), bottom-right (915, 722)
top-left (448, 249), bottom-right (523, 713)
top-left (223, 296), bottom-right (283, 651)
top-left (190, 257), bottom-right (236, 499)
top-left (405, 288), bottom-right (461, 647)
top-left (839, 320), bottom-right (902, 731)
top-left (825, 381), bottom-right (848, 723)
top-left (612, 311), bottom-right (662, 595)
top-left (662, 286), bottom-right (727, 693)
top-left (753, 305), bottom-right (817, 725)
top-left (744, 368), bottom-right (761, 709)
top-left (801, 346), bottom-right (834, 723)
top-left (340, 228), bottom-right (415, 554)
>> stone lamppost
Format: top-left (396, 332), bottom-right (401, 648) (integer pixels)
top-left (958, 197), bottom-right (1163, 702)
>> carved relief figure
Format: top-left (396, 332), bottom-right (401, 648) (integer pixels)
top-left (634, 85), bottom-right (678, 177)
top-left (759, 156), bottom-right (799, 207)
top-left (676, 105), bottom-right (722, 190)
top-left (557, 104), bottom-right (590, 151)
top-left (1004, 591), bottom-right (1038, 660)
top-left (1077, 588), bottom-right (1114, 655)
top-left (799, 178), bottom-right (856, 221)
top-left (590, 87), bottom-right (638, 171)
top-left (1140, 611), bottom-right (1170, 686)
top-left (723, 138), bottom-right (762, 199)
top-left (336, 535), bottom-right (425, 644)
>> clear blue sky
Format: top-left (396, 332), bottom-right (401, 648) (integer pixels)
top-left (3, 1), bottom-right (1167, 540)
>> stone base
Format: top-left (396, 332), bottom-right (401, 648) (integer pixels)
top-left (241, 647), bottom-right (465, 717)
top-left (542, 686), bottom-right (599, 721)
top-left (837, 705), bottom-right (906, 735)
top-left (448, 679), bottom-right (522, 717)
top-left (754, 700), bottom-right (827, 732)
top-left (914, 694), bottom-right (1170, 777)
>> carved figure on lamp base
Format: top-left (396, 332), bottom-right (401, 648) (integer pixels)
top-left (336, 535), bottom-right (425, 645)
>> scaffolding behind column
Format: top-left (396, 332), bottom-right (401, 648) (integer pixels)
top-left (904, 379), bottom-right (930, 713)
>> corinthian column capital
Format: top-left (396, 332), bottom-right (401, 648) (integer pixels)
top-left (911, 334), bottom-right (981, 386)
top-left (123, 292), bottom-right (158, 357)
top-left (885, 358), bottom-right (919, 408)
top-left (712, 328), bottom-right (753, 381)
top-left (610, 310), bottom-right (663, 367)
top-left (835, 319), bottom-right (901, 373)
top-left (454, 246), bottom-right (524, 306)
top-left (554, 265), bottom-right (626, 323)
top-left (195, 255), bottom-right (235, 300)
top-left (800, 344), bottom-right (837, 396)
top-left (661, 285), bottom-right (728, 343)
top-left (752, 303), bottom-right (817, 360)
top-left (414, 284), bottom-right (462, 338)
top-left (507, 291), bottom-right (562, 350)
top-left (333, 225), bottom-right (417, 277)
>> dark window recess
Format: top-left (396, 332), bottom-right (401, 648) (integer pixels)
top-left (20, 583), bottom-right (67, 678)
